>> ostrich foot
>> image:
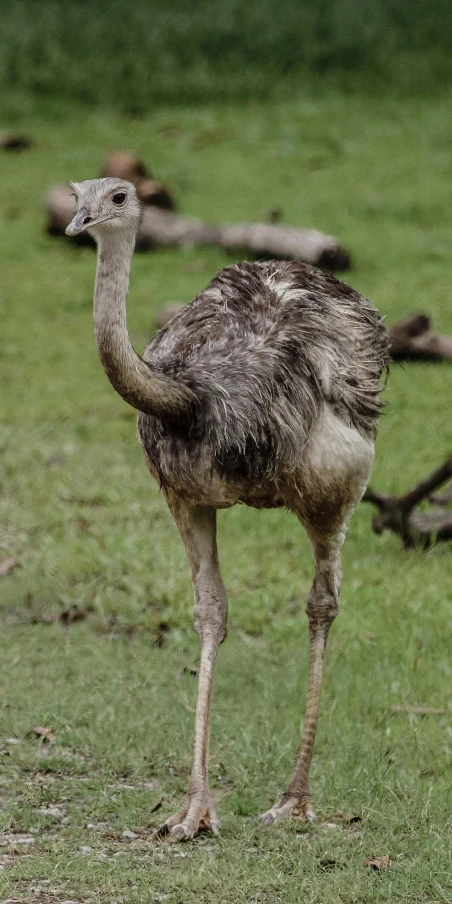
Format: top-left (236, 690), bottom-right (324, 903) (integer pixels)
top-left (260, 796), bottom-right (316, 826)
top-left (153, 789), bottom-right (221, 841)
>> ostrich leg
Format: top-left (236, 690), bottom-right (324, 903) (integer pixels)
top-left (155, 499), bottom-right (227, 840)
top-left (261, 524), bottom-right (346, 824)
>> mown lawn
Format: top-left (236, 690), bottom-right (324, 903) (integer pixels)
top-left (1, 92), bottom-right (452, 903)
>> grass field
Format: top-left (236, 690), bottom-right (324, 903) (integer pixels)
top-left (1, 92), bottom-right (452, 902)
top-left (2, 0), bottom-right (452, 110)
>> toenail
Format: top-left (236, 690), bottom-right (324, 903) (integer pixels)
top-left (261, 812), bottom-right (275, 825)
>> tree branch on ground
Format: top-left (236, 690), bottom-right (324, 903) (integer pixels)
top-left (45, 183), bottom-right (351, 270)
top-left (388, 313), bottom-right (452, 362)
top-left (430, 480), bottom-right (452, 504)
top-left (362, 458), bottom-right (452, 547)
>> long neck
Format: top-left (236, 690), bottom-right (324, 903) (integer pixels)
top-left (93, 229), bottom-right (195, 417)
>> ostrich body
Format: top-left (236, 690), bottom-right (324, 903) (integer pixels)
top-left (66, 178), bottom-right (389, 840)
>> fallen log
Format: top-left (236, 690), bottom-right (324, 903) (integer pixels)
top-left (389, 313), bottom-right (452, 362)
top-left (44, 183), bottom-right (351, 270)
top-left (363, 458), bottom-right (452, 547)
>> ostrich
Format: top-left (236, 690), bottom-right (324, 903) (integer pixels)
top-left (66, 178), bottom-right (389, 840)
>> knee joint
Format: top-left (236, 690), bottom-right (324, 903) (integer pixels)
top-left (306, 583), bottom-right (338, 626)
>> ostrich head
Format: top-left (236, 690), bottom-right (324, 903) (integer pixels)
top-left (65, 178), bottom-right (141, 239)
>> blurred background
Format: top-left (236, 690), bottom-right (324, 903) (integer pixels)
top-left (1, 3), bottom-right (452, 902)
top-left (2, 0), bottom-right (452, 110)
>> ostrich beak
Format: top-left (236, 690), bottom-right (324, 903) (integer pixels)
top-left (65, 207), bottom-right (92, 236)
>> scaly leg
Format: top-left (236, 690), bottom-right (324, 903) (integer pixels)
top-left (261, 528), bottom-right (345, 825)
top-left (154, 498), bottom-right (227, 841)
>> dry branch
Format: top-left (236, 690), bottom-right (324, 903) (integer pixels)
top-left (389, 313), bottom-right (452, 362)
top-left (363, 458), bottom-right (452, 547)
top-left (45, 183), bottom-right (351, 270)
top-left (430, 481), bottom-right (452, 504)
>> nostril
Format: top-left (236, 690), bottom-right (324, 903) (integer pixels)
top-left (82, 215), bottom-right (92, 225)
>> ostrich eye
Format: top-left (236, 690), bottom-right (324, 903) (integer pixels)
top-left (112, 191), bottom-right (127, 205)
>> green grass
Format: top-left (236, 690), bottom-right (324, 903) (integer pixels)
top-left (1, 91), bottom-right (452, 902)
top-left (2, 0), bottom-right (452, 112)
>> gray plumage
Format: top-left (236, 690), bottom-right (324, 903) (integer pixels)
top-left (140, 259), bottom-right (388, 493)
top-left (66, 178), bottom-right (390, 840)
